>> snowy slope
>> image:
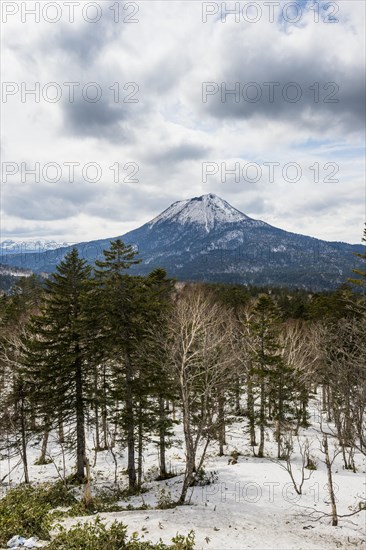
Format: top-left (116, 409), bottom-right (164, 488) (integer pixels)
top-left (1, 398), bottom-right (365, 549)
top-left (149, 194), bottom-right (252, 232)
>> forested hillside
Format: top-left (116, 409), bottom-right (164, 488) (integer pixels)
top-left (0, 238), bottom-right (365, 548)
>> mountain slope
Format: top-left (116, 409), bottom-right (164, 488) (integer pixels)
top-left (0, 264), bottom-right (33, 293)
top-left (1, 194), bottom-right (364, 290)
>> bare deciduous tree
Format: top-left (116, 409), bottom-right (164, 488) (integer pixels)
top-left (168, 286), bottom-right (234, 504)
top-left (272, 431), bottom-right (315, 495)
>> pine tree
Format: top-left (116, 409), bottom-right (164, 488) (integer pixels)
top-left (94, 240), bottom-right (142, 492)
top-left (0, 274), bottom-right (44, 483)
top-left (141, 268), bottom-right (176, 480)
top-left (24, 249), bottom-right (92, 481)
top-left (247, 294), bottom-right (283, 458)
top-left (349, 224), bottom-right (366, 290)
top-left (348, 224), bottom-right (366, 320)
top-left (268, 351), bottom-right (297, 458)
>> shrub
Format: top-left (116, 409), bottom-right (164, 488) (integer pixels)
top-left (157, 487), bottom-right (176, 509)
top-left (190, 469), bottom-right (218, 487)
top-left (305, 455), bottom-right (318, 470)
top-left (34, 457), bottom-right (53, 465)
top-left (228, 450), bottom-right (241, 465)
top-left (49, 517), bottom-right (195, 549)
top-left (0, 482), bottom-right (76, 545)
top-left (48, 517), bottom-right (128, 549)
top-left (0, 484), bottom-right (195, 548)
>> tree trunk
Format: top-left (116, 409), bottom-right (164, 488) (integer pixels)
top-left (125, 351), bottom-right (136, 492)
top-left (137, 402), bottom-right (143, 490)
top-left (158, 395), bottom-right (167, 478)
top-left (247, 375), bottom-right (257, 447)
top-left (20, 394), bottom-right (29, 484)
top-left (322, 384), bottom-right (327, 411)
top-left (326, 387), bottom-right (332, 422)
top-left (218, 390), bottom-right (226, 456)
top-left (58, 418), bottom-right (65, 444)
top-left (301, 397), bottom-right (308, 427)
top-left (101, 364), bottom-right (108, 449)
top-left (38, 422), bottom-right (50, 464)
top-left (178, 389), bottom-right (195, 504)
top-left (94, 368), bottom-right (100, 450)
top-left (179, 452), bottom-right (195, 505)
top-left (234, 374), bottom-right (241, 415)
top-left (323, 435), bottom-right (338, 526)
top-left (75, 355), bottom-right (86, 481)
top-left (277, 374), bottom-right (283, 459)
top-left (83, 458), bottom-right (93, 509)
top-left (111, 400), bottom-right (119, 448)
top-left (258, 381), bottom-right (265, 458)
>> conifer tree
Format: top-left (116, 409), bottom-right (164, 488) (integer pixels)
top-left (142, 268), bottom-right (176, 480)
top-left (0, 276), bottom-right (43, 482)
top-left (349, 224), bottom-right (366, 290)
top-left (24, 249), bottom-right (92, 481)
top-left (247, 294), bottom-right (283, 457)
top-left (94, 240), bottom-right (142, 492)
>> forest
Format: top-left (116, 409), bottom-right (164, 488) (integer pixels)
top-left (0, 237), bottom-right (365, 548)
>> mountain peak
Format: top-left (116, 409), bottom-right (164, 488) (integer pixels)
top-left (149, 193), bottom-right (250, 232)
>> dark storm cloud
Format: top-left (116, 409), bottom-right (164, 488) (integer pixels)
top-left (45, 2), bottom-right (121, 65)
top-left (200, 52), bottom-right (365, 134)
top-left (52, 25), bottom-right (111, 65)
top-left (62, 98), bottom-right (132, 141)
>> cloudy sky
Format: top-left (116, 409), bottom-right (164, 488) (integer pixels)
top-left (1, 0), bottom-right (365, 245)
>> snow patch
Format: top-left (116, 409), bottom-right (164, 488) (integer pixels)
top-left (149, 194), bottom-right (251, 233)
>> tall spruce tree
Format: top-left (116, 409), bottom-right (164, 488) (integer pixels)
top-left (24, 249), bottom-right (92, 481)
top-left (348, 225), bottom-right (366, 318)
top-left (248, 294), bottom-right (283, 457)
top-left (349, 224), bottom-right (366, 290)
top-left (142, 268), bottom-right (176, 480)
top-left (94, 240), bottom-right (142, 492)
top-left (0, 279), bottom-right (43, 483)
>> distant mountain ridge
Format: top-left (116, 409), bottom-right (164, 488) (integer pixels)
top-left (1, 194), bottom-right (364, 291)
top-left (0, 239), bottom-right (72, 255)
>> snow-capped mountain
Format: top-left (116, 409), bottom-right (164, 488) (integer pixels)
top-left (149, 193), bottom-right (252, 231)
top-left (0, 239), bottom-right (71, 255)
top-left (2, 194), bottom-right (364, 290)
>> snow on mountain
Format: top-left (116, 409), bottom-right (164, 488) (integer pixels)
top-left (0, 263), bottom-right (33, 293)
top-left (0, 264), bottom-right (32, 277)
top-left (2, 194), bottom-right (364, 290)
top-left (149, 193), bottom-right (251, 232)
top-left (0, 239), bottom-right (71, 254)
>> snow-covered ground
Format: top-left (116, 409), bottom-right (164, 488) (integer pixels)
top-left (1, 399), bottom-right (365, 549)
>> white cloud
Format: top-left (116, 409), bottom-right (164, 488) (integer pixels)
top-left (1, 0), bottom-right (365, 244)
